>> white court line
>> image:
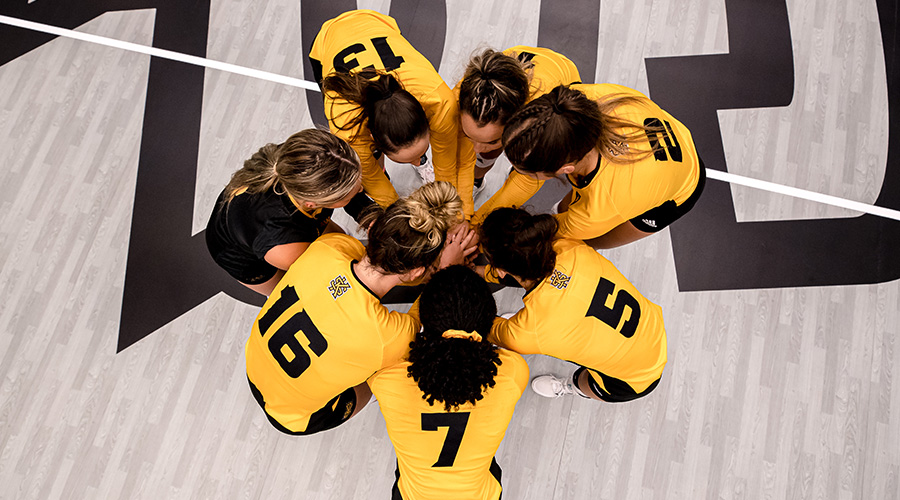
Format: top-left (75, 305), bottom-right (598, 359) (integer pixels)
top-left (3, 14), bottom-right (900, 222)
top-left (0, 14), bottom-right (320, 91)
top-left (706, 170), bottom-right (900, 221)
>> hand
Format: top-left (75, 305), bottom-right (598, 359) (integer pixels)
top-left (439, 224), bottom-right (478, 269)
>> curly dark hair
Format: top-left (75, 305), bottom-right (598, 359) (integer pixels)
top-left (479, 207), bottom-right (558, 283)
top-left (407, 265), bottom-right (501, 411)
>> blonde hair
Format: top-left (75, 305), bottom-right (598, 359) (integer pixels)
top-left (361, 181), bottom-right (463, 275)
top-left (223, 128), bottom-right (361, 206)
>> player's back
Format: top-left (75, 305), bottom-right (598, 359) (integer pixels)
top-left (246, 233), bottom-right (418, 432)
top-left (493, 238), bottom-right (666, 391)
top-left (369, 349), bottom-right (529, 500)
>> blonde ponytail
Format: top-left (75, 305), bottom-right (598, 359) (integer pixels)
top-left (223, 129), bottom-right (361, 206)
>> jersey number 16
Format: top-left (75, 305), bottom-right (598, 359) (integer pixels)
top-left (257, 286), bottom-right (329, 378)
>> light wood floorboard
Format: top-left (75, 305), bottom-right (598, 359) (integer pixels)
top-left (1, 1), bottom-right (898, 499)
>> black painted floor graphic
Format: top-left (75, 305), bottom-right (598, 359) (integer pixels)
top-left (1, 0), bottom-right (898, 351)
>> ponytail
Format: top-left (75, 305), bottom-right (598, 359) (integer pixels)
top-left (408, 265), bottom-right (501, 412)
top-left (223, 128), bottom-right (361, 206)
top-left (480, 207), bottom-right (558, 282)
top-left (322, 70), bottom-right (429, 154)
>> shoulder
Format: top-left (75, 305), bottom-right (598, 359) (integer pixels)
top-left (497, 349), bottom-right (530, 393)
top-left (311, 233), bottom-right (366, 259)
top-left (571, 83), bottom-right (643, 100)
top-left (321, 9), bottom-right (400, 35)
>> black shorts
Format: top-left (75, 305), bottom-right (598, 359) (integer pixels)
top-left (391, 457), bottom-right (503, 499)
top-left (247, 377), bottom-right (358, 435)
top-left (574, 366), bottom-right (660, 403)
top-left (210, 249), bottom-right (279, 285)
top-left (629, 157), bottom-right (707, 233)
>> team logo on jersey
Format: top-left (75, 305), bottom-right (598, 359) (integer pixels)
top-left (328, 275), bottom-right (352, 299)
top-left (607, 139), bottom-right (629, 157)
top-left (548, 270), bottom-right (571, 290)
top-left (642, 218), bottom-right (658, 228)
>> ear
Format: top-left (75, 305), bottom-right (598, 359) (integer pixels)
top-left (303, 201), bottom-right (317, 209)
top-left (496, 268), bottom-right (508, 279)
top-left (557, 164), bottom-right (576, 176)
top-left (401, 266), bottom-right (427, 283)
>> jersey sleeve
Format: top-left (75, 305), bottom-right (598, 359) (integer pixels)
top-left (455, 122), bottom-right (477, 218)
top-left (489, 313), bottom-right (542, 354)
top-left (325, 97), bottom-right (399, 208)
top-left (422, 84), bottom-right (466, 203)
top-left (471, 171), bottom-right (544, 225)
top-left (502, 350), bottom-right (531, 393)
top-left (379, 309), bottom-right (421, 368)
top-left (555, 182), bottom-right (627, 240)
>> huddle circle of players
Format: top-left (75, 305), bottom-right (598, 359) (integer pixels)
top-left (205, 10), bottom-right (705, 500)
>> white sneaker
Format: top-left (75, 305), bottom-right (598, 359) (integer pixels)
top-left (413, 154), bottom-right (435, 184)
top-left (531, 375), bottom-right (576, 398)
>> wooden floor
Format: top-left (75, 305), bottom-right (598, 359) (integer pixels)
top-left (1, 1), bottom-right (899, 499)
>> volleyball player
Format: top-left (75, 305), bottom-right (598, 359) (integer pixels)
top-left (369, 265), bottom-right (528, 499)
top-left (502, 84), bottom-right (705, 248)
top-left (246, 182), bottom-right (475, 435)
top-left (310, 10), bottom-right (462, 210)
top-left (454, 47), bottom-right (581, 221)
top-left (479, 207), bottom-right (666, 403)
top-left (205, 128), bottom-right (362, 296)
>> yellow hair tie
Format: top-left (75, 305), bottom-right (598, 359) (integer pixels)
top-left (441, 329), bottom-right (483, 342)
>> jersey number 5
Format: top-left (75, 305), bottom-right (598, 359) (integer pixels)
top-left (257, 286), bottom-right (329, 378)
top-left (421, 412), bottom-right (470, 467)
top-left (587, 278), bottom-right (642, 338)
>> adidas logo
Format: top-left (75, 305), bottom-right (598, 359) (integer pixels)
top-left (642, 218), bottom-right (657, 228)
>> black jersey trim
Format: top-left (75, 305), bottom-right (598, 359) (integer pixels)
top-left (350, 260), bottom-right (381, 299)
top-left (568, 153), bottom-right (602, 189)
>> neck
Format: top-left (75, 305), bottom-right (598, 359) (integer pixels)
top-left (510, 273), bottom-right (536, 291)
top-left (353, 256), bottom-right (403, 298)
top-left (572, 148), bottom-right (600, 178)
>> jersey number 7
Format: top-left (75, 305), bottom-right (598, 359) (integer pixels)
top-left (257, 286), bottom-right (329, 378)
top-left (421, 412), bottom-right (470, 467)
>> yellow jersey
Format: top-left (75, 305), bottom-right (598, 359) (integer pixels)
top-left (455, 46), bottom-right (581, 221)
top-left (557, 83), bottom-right (701, 240)
top-left (368, 349), bottom-right (529, 500)
top-left (245, 233), bottom-right (420, 432)
top-left (310, 10), bottom-right (459, 208)
top-left (489, 238), bottom-right (666, 393)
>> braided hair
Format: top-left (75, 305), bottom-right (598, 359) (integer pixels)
top-left (408, 265), bottom-right (501, 411)
top-left (458, 49), bottom-right (533, 126)
top-left (502, 85), bottom-right (661, 174)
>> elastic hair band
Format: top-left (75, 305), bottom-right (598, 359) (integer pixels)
top-left (441, 329), bottom-right (483, 342)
